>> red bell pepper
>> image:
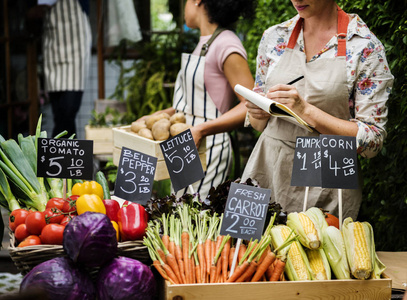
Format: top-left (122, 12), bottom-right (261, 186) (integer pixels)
top-left (117, 202), bottom-right (148, 241)
top-left (102, 199), bottom-right (120, 222)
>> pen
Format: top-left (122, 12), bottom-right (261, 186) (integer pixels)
top-left (287, 75), bottom-right (304, 85)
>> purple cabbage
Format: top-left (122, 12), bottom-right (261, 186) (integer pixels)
top-left (20, 257), bottom-right (95, 300)
top-left (97, 257), bottom-right (156, 300)
top-left (63, 211), bottom-right (117, 268)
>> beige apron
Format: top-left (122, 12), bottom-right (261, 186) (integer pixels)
top-left (172, 29), bottom-right (232, 198)
top-left (242, 8), bottom-right (362, 220)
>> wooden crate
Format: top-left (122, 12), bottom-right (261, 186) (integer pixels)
top-left (85, 125), bottom-right (114, 155)
top-left (112, 126), bottom-right (206, 181)
top-left (161, 277), bottom-right (392, 300)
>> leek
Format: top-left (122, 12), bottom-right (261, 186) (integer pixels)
top-left (0, 140), bottom-right (47, 211)
top-left (0, 168), bottom-right (20, 211)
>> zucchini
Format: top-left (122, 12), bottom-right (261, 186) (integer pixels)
top-left (96, 171), bottom-right (110, 200)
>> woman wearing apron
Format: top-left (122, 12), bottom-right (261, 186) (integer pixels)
top-left (152, 0), bottom-right (255, 198)
top-left (242, 0), bottom-right (393, 220)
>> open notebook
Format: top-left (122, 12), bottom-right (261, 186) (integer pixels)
top-left (235, 84), bottom-right (313, 132)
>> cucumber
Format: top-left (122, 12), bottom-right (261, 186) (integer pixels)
top-left (96, 171), bottom-right (110, 200)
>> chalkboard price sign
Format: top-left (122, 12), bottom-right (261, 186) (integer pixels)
top-left (320, 135), bottom-right (358, 189)
top-left (114, 147), bottom-right (157, 205)
top-left (160, 129), bottom-right (204, 193)
top-left (37, 138), bottom-right (93, 179)
top-left (291, 136), bottom-right (322, 187)
top-left (220, 182), bottom-right (271, 241)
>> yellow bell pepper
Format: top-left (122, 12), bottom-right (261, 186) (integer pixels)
top-left (72, 181), bottom-right (104, 199)
top-left (111, 221), bottom-right (120, 241)
top-left (76, 194), bottom-right (106, 215)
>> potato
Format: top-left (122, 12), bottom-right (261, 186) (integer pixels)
top-left (138, 128), bottom-right (154, 140)
top-left (145, 112), bottom-right (171, 129)
top-left (130, 120), bottom-right (146, 133)
top-left (170, 123), bottom-right (191, 137)
top-left (170, 112), bottom-right (186, 124)
top-left (152, 119), bottom-right (171, 141)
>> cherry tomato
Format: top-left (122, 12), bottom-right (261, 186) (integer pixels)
top-left (9, 209), bottom-right (30, 232)
top-left (43, 207), bottom-right (64, 224)
top-left (14, 224), bottom-right (30, 242)
top-left (18, 235), bottom-right (41, 247)
top-left (62, 195), bottom-right (78, 213)
top-left (40, 224), bottom-right (65, 245)
top-left (25, 211), bottom-right (46, 235)
top-left (46, 197), bottom-right (66, 211)
top-left (60, 214), bottom-right (75, 226)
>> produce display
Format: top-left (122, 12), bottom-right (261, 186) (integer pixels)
top-left (130, 112), bottom-right (191, 141)
top-left (143, 190), bottom-right (386, 285)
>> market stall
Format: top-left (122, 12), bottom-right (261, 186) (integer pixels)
top-left (0, 115), bottom-right (405, 300)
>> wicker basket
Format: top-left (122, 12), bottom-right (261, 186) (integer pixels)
top-left (8, 232), bottom-right (66, 275)
top-left (9, 232), bottom-right (150, 275)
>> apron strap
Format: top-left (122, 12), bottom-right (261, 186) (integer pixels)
top-left (287, 5), bottom-right (349, 57)
top-left (200, 27), bottom-right (226, 56)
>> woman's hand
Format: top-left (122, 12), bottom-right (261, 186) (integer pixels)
top-left (190, 125), bottom-right (204, 149)
top-left (245, 99), bottom-right (270, 120)
top-left (266, 84), bottom-right (308, 116)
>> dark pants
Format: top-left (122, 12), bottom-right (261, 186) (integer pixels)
top-left (49, 91), bottom-right (83, 138)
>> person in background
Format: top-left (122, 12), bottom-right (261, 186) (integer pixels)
top-left (145, 0), bottom-right (256, 199)
top-left (39, 0), bottom-right (92, 138)
top-left (241, 0), bottom-right (393, 220)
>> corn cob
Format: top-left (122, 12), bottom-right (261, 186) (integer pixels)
top-left (287, 212), bottom-right (323, 250)
top-left (322, 226), bottom-right (351, 279)
top-left (342, 217), bottom-right (386, 280)
top-left (270, 225), bottom-right (312, 281)
top-left (305, 207), bottom-right (328, 233)
top-left (306, 249), bottom-right (331, 280)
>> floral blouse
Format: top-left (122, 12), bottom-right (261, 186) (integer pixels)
top-left (254, 14), bottom-right (394, 158)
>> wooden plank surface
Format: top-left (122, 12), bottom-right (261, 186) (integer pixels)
top-left (377, 251), bottom-right (407, 291)
top-left (164, 278), bottom-right (392, 300)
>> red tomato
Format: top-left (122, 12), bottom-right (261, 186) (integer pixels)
top-left (18, 235), bottom-right (41, 247)
top-left (14, 224), bottom-right (30, 242)
top-left (25, 211), bottom-right (46, 235)
top-left (9, 209), bottom-right (30, 232)
top-left (40, 224), bottom-right (65, 245)
top-left (62, 195), bottom-right (78, 213)
top-left (46, 197), bottom-right (65, 211)
top-left (43, 207), bottom-right (64, 224)
top-left (60, 214), bottom-right (75, 226)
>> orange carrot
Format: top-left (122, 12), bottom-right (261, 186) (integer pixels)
top-left (190, 254), bottom-right (196, 284)
top-left (197, 243), bottom-right (206, 283)
top-left (153, 260), bottom-right (169, 281)
top-left (265, 260), bottom-right (275, 280)
top-left (215, 256), bottom-right (222, 282)
top-left (221, 238), bottom-right (231, 282)
top-left (269, 259), bottom-right (286, 281)
top-left (178, 258), bottom-right (186, 284)
top-left (195, 264), bottom-right (201, 284)
top-left (205, 238), bottom-right (212, 274)
top-left (251, 251), bottom-right (276, 282)
top-left (236, 261), bottom-right (257, 282)
top-left (162, 263), bottom-right (180, 284)
top-left (209, 265), bottom-right (217, 283)
top-left (238, 243), bottom-right (247, 263)
top-left (165, 252), bottom-right (183, 284)
top-left (156, 248), bottom-right (167, 264)
top-left (258, 245), bottom-right (270, 265)
top-left (181, 231), bottom-right (190, 283)
top-left (226, 260), bottom-right (250, 282)
top-left (162, 234), bottom-right (170, 252)
top-left (211, 239), bottom-right (216, 270)
top-left (168, 240), bottom-right (175, 259)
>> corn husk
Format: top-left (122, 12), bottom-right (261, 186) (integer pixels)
top-left (287, 212), bottom-right (323, 250)
top-left (322, 225), bottom-right (351, 279)
top-left (342, 217), bottom-right (386, 280)
top-left (270, 225), bottom-right (313, 281)
top-left (306, 248), bottom-right (331, 280)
